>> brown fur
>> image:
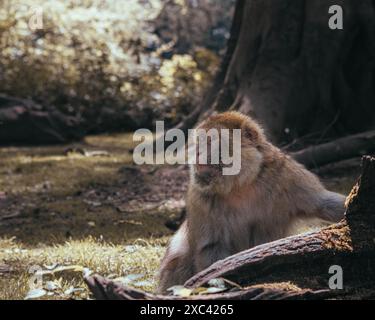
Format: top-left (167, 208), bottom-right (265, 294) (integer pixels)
top-left (158, 112), bottom-right (346, 293)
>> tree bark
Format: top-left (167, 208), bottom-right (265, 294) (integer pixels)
top-left (173, 0), bottom-right (246, 134)
top-left (85, 156), bottom-right (375, 300)
top-left (177, 0), bottom-right (375, 144)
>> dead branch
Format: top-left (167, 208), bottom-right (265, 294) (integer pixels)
top-left (291, 131), bottom-right (375, 168)
top-left (84, 274), bottom-right (335, 300)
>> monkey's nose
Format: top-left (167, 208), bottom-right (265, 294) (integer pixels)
top-left (196, 163), bottom-right (219, 177)
top-left (196, 163), bottom-right (209, 172)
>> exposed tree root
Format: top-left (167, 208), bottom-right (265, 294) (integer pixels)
top-left (85, 156), bottom-right (375, 300)
top-left (291, 131), bottom-right (375, 168)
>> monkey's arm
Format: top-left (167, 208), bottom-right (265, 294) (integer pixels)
top-left (158, 221), bottom-right (195, 293)
top-left (194, 241), bottom-right (231, 272)
top-left (301, 190), bottom-right (346, 223)
top-left (291, 167), bottom-right (346, 223)
top-left (314, 191), bottom-right (346, 222)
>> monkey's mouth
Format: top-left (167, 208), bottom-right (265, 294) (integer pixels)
top-left (194, 164), bottom-right (221, 185)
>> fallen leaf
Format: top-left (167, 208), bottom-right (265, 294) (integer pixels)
top-left (87, 221), bottom-right (96, 227)
top-left (45, 281), bottom-right (60, 291)
top-left (167, 285), bottom-right (193, 297)
top-left (114, 273), bottom-right (144, 285)
top-left (83, 267), bottom-right (92, 277)
top-left (201, 287), bottom-right (227, 294)
top-left (207, 278), bottom-right (226, 289)
top-left (133, 280), bottom-right (153, 288)
top-left (84, 150), bottom-right (110, 157)
top-left (64, 286), bottom-right (85, 295)
top-left (44, 263), bottom-right (58, 270)
top-left (124, 245), bottom-right (138, 253)
top-left (83, 200), bottom-right (102, 207)
top-left (37, 265), bottom-right (86, 276)
top-left (25, 288), bottom-right (47, 300)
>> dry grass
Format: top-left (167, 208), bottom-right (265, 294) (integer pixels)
top-left (0, 236), bottom-right (166, 299)
top-left (0, 133), bottom-right (175, 300)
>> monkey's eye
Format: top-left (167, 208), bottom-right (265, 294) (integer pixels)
top-left (243, 126), bottom-right (258, 140)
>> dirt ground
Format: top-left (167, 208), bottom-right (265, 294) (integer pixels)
top-left (0, 133), bottom-right (361, 299)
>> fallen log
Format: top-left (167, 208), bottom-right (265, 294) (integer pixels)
top-left (0, 94), bottom-right (84, 145)
top-left (85, 274), bottom-right (335, 300)
top-left (291, 131), bottom-right (375, 168)
top-left (85, 156), bottom-right (375, 300)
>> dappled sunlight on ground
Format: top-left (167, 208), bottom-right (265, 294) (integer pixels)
top-left (0, 133), bottom-right (187, 299)
top-left (0, 133), bottom-right (360, 299)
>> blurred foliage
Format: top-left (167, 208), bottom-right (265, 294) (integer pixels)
top-left (0, 0), bottom-right (230, 131)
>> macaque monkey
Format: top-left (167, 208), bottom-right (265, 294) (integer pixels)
top-left (158, 112), bottom-right (346, 293)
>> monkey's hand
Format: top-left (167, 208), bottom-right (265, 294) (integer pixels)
top-left (194, 242), bottom-right (231, 272)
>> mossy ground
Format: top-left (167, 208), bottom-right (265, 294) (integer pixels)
top-left (0, 134), bottom-right (359, 299)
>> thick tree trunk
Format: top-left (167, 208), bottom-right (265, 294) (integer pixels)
top-left (172, 0), bottom-right (246, 133)
top-left (85, 156), bottom-right (375, 300)
top-left (179, 0), bottom-right (375, 144)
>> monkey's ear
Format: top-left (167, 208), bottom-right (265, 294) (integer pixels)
top-left (242, 125), bottom-right (258, 141)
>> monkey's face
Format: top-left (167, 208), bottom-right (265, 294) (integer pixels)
top-left (192, 124), bottom-right (230, 190)
top-left (191, 112), bottom-right (265, 195)
top-left (194, 162), bottom-right (221, 186)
